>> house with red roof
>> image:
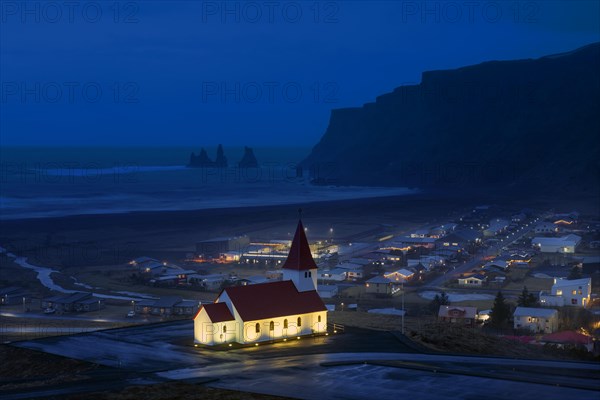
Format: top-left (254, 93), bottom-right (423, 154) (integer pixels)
top-left (194, 220), bottom-right (328, 346)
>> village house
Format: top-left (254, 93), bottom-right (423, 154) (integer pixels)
top-left (539, 277), bottom-right (591, 307)
top-left (541, 331), bottom-right (594, 352)
top-left (137, 260), bottom-right (166, 276)
top-left (410, 229), bottom-right (430, 238)
top-left (395, 236), bottom-right (436, 249)
top-left (483, 219), bottom-right (510, 237)
top-left (438, 306), bottom-right (477, 326)
top-left (507, 253), bottom-right (532, 267)
top-left (337, 262), bottom-right (364, 280)
top-left (319, 268), bottom-right (347, 282)
top-left (317, 284), bottom-right (338, 299)
top-left (482, 258), bottom-right (510, 273)
top-left (365, 276), bottom-right (397, 296)
top-left (194, 220), bottom-right (327, 346)
top-left (436, 229), bottom-right (481, 249)
top-left (188, 273), bottom-right (227, 291)
top-left (534, 222), bottom-right (558, 234)
top-left (513, 307), bottom-right (558, 333)
top-left (134, 296), bottom-right (199, 316)
top-left (42, 292), bottom-right (103, 313)
top-left (458, 273), bottom-right (486, 287)
top-left (429, 223), bottom-right (458, 238)
top-left (419, 255), bottom-right (446, 269)
top-left (383, 268), bottom-right (414, 282)
top-left (531, 234), bottom-right (581, 253)
top-left (0, 287), bottom-right (30, 306)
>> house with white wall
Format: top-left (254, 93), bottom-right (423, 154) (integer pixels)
top-left (539, 277), bottom-right (591, 307)
top-left (458, 274), bottom-right (486, 287)
top-left (513, 307), bottom-right (558, 333)
top-left (531, 234), bottom-right (581, 253)
top-left (194, 220), bottom-right (327, 346)
top-left (383, 268), bottom-right (414, 282)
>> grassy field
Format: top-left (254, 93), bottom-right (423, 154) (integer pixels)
top-left (0, 345), bottom-right (290, 399)
top-left (64, 382), bottom-right (291, 400)
top-left (0, 345), bottom-right (104, 391)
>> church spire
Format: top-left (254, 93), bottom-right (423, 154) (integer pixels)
top-left (282, 218), bottom-right (318, 271)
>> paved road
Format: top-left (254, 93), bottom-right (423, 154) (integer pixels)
top-left (6, 319), bottom-right (599, 400)
top-left (424, 219), bottom-right (538, 290)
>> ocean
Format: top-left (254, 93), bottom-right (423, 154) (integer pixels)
top-left (0, 146), bottom-right (415, 220)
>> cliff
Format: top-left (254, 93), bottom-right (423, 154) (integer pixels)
top-left (302, 43), bottom-right (600, 193)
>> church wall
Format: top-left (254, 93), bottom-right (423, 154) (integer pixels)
top-left (239, 311), bottom-right (327, 344)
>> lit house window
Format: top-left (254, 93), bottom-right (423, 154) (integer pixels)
top-left (556, 290), bottom-right (563, 296)
top-left (572, 290), bottom-right (577, 295)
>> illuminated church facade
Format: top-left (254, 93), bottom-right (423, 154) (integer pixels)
top-left (194, 220), bottom-right (327, 345)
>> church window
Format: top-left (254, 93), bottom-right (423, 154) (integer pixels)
top-left (284, 319), bottom-right (288, 329)
top-left (255, 323), bottom-right (260, 333)
top-left (297, 317), bottom-right (301, 327)
top-left (318, 315), bottom-right (321, 323)
top-left (223, 325), bottom-right (226, 333)
top-left (269, 321), bottom-right (274, 331)
top-left (308, 271), bottom-right (312, 277)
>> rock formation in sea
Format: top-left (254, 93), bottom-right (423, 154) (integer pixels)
top-left (215, 144), bottom-right (228, 168)
top-left (238, 146), bottom-right (259, 168)
top-left (188, 145), bottom-right (228, 168)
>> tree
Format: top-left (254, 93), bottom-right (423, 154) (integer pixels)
top-left (490, 291), bottom-right (510, 327)
top-left (517, 286), bottom-right (538, 307)
top-left (567, 265), bottom-right (582, 280)
top-left (430, 291), bottom-right (450, 314)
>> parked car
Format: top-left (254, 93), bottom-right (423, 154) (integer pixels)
top-left (43, 308), bottom-right (56, 314)
top-left (127, 311), bottom-right (135, 318)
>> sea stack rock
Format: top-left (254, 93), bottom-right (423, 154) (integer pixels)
top-left (188, 148), bottom-right (214, 167)
top-left (238, 146), bottom-right (259, 168)
top-left (215, 144), bottom-right (228, 167)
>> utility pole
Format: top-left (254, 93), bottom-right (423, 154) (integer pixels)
top-left (401, 281), bottom-right (405, 334)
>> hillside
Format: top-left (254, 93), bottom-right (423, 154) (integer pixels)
top-left (302, 43), bottom-right (600, 194)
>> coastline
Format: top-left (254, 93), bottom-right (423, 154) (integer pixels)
top-left (0, 190), bottom-right (598, 270)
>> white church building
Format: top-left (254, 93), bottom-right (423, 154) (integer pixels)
top-left (194, 220), bottom-right (327, 345)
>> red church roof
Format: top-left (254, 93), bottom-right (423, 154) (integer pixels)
top-left (219, 280), bottom-right (326, 321)
top-left (282, 220), bottom-right (318, 271)
top-left (197, 302), bottom-right (235, 322)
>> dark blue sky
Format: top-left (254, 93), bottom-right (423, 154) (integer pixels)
top-left (1, 0), bottom-right (598, 146)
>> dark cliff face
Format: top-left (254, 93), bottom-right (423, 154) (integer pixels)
top-left (302, 43), bottom-right (600, 193)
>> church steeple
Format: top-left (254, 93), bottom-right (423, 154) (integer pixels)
top-left (282, 216), bottom-right (318, 292)
top-left (282, 219), bottom-right (318, 271)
